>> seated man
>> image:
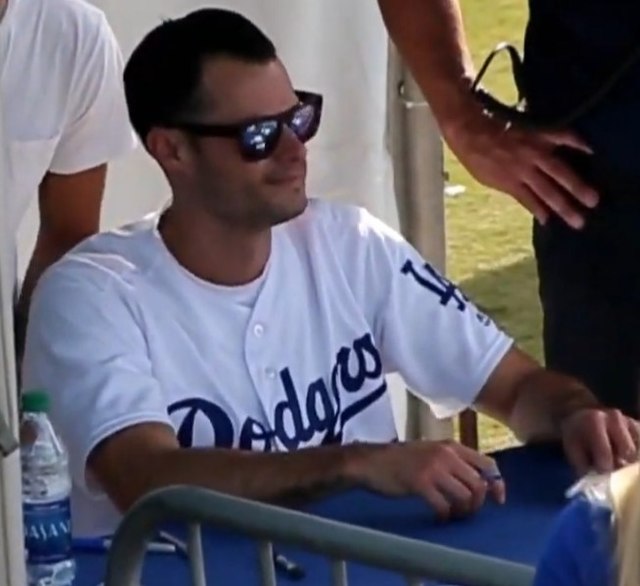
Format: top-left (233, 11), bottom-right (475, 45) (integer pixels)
top-left (22, 8), bottom-right (639, 537)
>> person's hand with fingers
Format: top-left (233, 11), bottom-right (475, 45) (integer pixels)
top-left (442, 104), bottom-right (600, 230)
top-left (347, 439), bottom-right (506, 520)
top-left (560, 407), bottom-right (640, 476)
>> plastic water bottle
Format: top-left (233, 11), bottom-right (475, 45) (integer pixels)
top-left (21, 390), bottom-right (75, 586)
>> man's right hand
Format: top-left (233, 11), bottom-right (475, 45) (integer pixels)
top-left (442, 104), bottom-right (600, 230)
top-left (346, 440), bottom-right (506, 520)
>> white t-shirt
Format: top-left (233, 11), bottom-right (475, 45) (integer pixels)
top-left (22, 199), bottom-right (513, 536)
top-left (0, 0), bottom-right (136, 282)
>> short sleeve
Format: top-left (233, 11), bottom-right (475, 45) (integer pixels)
top-left (533, 498), bottom-right (613, 586)
top-left (21, 261), bottom-right (171, 494)
top-left (355, 209), bottom-right (513, 418)
top-left (49, 13), bottom-right (136, 175)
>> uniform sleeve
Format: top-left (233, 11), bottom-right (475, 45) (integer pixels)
top-left (21, 262), bottom-right (171, 495)
top-left (354, 208), bottom-right (513, 418)
top-left (533, 498), bottom-right (613, 586)
top-left (49, 13), bottom-right (136, 175)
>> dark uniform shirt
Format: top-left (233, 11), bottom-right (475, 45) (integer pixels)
top-left (524, 1), bottom-right (640, 179)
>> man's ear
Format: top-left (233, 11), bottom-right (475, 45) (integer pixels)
top-left (146, 128), bottom-right (192, 173)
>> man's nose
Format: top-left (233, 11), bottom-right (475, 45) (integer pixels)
top-left (274, 126), bottom-right (306, 160)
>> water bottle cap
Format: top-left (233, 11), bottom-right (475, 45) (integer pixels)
top-left (21, 390), bottom-right (50, 413)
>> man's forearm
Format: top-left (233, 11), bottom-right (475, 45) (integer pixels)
top-left (105, 441), bottom-right (377, 512)
top-left (378, 0), bottom-right (478, 136)
top-left (508, 370), bottom-right (601, 443)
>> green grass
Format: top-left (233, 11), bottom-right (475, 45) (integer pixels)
top-left (448, 1), bottom-right (534, 451)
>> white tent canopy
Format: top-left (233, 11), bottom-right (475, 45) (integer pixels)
top-left (1, 2), bottom-right (446, 583)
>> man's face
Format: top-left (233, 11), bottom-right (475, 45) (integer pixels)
top-left (174, 57), bottom-right (310, 230)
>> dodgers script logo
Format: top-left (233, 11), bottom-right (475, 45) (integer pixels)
top-left (168, 333), bottom-right (387, 452)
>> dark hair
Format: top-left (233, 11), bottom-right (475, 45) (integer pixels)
top-left (123, 8), bottom-right (276, 142)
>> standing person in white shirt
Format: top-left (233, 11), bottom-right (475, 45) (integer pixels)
top-left (0, 0), bottom-right (136, 354)
top-left (22, 8), bottom-right (639, 538)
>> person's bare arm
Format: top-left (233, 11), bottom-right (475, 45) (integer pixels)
top-left (89, 423), bottom-right (364, 512)
top-left (474, 346), bottom-right (639, 473)
top-left (474, 347), bottom-right (599, 441)
top-left (89, 421), bottom-right (503, 519)
top-left (378, 0), bottom-right (475, 139)
top-left (377, 0), bottom-right (598, 229)
top-left (15, 165), bottom-right (106, 357)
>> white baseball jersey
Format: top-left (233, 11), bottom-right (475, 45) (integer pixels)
top-left (23, 199), bottom-right (513, 536)
top-left (1, 0), bottom-right (136, 285)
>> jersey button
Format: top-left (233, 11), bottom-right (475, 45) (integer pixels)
top-left (265, 368), bottom-right (277, 380)
top-left (253, 323), bottom-right (265, 337)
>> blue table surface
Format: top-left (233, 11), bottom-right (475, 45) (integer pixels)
top-left (75, 443), bottom-right (575, 585)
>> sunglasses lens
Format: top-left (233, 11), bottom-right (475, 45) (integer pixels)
top-left (289, 103), bottom-right (318, 142)
top-left (238, 98), bottom-right (320, 161)
top-left (241, 120), bottom-right (280, 160)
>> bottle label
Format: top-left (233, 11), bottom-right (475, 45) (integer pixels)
top-left (23, 498), bottom-right (72, 564)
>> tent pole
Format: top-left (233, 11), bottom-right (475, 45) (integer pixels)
top-left (0, 33), bottom-right (27, 586)
top-left (387, 44), bottom-right (453, 442)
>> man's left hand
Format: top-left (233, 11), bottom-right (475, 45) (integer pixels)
top-left (560, 408), bottom-right (640, 476)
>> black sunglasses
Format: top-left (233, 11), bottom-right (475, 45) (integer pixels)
top-left (166, 90), bottom-right (323, 162)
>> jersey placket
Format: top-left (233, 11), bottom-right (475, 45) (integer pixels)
top-left (242, 241), bottom-right (285, 453)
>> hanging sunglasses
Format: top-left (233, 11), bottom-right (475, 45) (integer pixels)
top-left (167, 90), bottom-right (323, 162)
